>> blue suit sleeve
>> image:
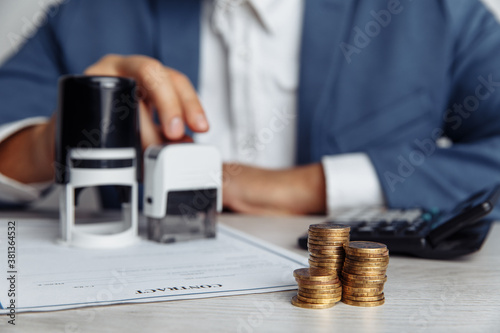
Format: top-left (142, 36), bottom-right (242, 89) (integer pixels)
top-left (367, 0), bottom-right (500, 219)
top-left (0, 4), bottom-right (76, 125)
top-left (0, 4), bottom-right (73, 208)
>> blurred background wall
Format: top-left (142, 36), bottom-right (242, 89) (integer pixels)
top-left (1, 0), bottom-right (500, 64)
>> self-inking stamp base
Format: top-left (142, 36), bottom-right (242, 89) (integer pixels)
top-left (143, 144), bottom-right (222, 243)
top-left (56, 76), bottom-right (141, 248)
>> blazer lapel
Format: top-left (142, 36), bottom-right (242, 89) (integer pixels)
top-left (155, 0), bottom-right (202, 89)
top-left (297, 0), bottom-right (353, 164)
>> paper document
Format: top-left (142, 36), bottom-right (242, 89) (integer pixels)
top-left (0, 218), bottom-right (307, 313)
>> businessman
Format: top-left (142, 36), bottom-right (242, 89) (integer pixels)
top-left (0, 0), bottom-right (499, 217)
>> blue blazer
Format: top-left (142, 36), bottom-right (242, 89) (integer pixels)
top-left (1, 0), bottom-right (500, 217)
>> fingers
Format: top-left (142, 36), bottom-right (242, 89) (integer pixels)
top-left (138, 101), bottom-right (163, 150)
top-left (121, 58), bottom-right (185, 140)
top-left (169, 69), bottom-right (209, 133)
top-left (84, 55), bottom-right (208, 143)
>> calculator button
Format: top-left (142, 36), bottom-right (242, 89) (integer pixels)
top-left (393, 220), bottom-right (410, 229)
top-left (376, 220), bottom-right (391, 227)
top-left (356, 226), bottom-right (374, 236)
top-left (404, 226), bottom-right (419, 235)
top-left (379, 226), bottom-right (397, 235)
top-left (421, 213), bottom-right (433, 222)
top-left (413, 219), bottom-right (427, 231)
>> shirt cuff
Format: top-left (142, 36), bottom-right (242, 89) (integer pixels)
top-left (0, 117), bottom-right (52, 204)
top-left (321, 153), bottom-right (385, 214)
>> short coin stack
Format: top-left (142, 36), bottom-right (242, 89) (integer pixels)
top-left (307, 223), bottom-right (351, 275)
top-left (341, 241), bottom-right (389, 307)
top-left (291, 268), bottom-right (342, 309)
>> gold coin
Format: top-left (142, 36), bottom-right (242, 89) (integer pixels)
top-left (308, 241), bottom-right (346, 247)
top-left (343, 262), bottom-right (388, 269)
top-left (297, 282), bottom-right (342, 290)
top-left (344, 259), bottom-right (389, 267)
top-left (296, 278), bottom-right (341, 286)
top-left (309, 264), bottom-right (342, 271)
top-left (308, 233), bottom-right (349, 238)
top-left (309, 257), bottom-right (343, 263)
top-left (308, 234), bottom-right (349, 241)
top-left (310, 243), bottom-right (348, 248)
top-left (299, 290), bottom-right (342, 297)
top-left (308, 260), bottom-right (341, 266)
top-left (342, 272), bottom-right (387, 281)
top-left (343, 266), bottom-right (387, 273)
top-left (291, 295), bottom-right (335, 309)
top-left (345, 255), bottom-right (389, 262)
top-left (345, 249), bottom-right (389, 258)
top-left (295, 276), bottom-right (340, 284)
top-left (299, 286), bottom-right (341, 293)
top-left (310, 249), bottom-right (345, 254)
top-left (299, 287), bottom-right (341, 294)
top-left (343, 265), bottom-right (387, 273)
top-left (296, 276), bottom-right (340, 283)
top-left (346, 241), bottom-right (387, 252)
top-left (340, 279), bottom-right (385, 287)
top-left (310, 253), bottom-right (345, 259)
top-left (342, 293), bottom-right (385, 302)
top-left (309, 223), bottom-right (351, 232)
top-left (344, 261), bottom-right (388, 271)
top-left (307, 243), bottom-right (344, 251)
top-left (342, 298), bottom-right (385, 307)
top-left (343, 269), bottom-right (387, 277)
top-left (298, 295), bottom-right (341, 304)
top-left (343, 285), bottom-right (383, 293)
top-left (308, 237), bottom-right (347, 242)
top-left (308, 238), bottom-right (349, 244)
top-left (308, 264), bottom-right (339, 270)
top-left (293, 268), bottom-right (337, 282)
top-left (343, 264), bottom-right (388, 271)
top-left (310, 250), bottom-right (346, 256)
top-left (298, 291), bottom-right (342, 299)
top-left (309, 259), bottom-right (343, 266)
top-left (342, 290), bottom-right (384, 297)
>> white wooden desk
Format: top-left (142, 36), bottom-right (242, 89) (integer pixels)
top-left (1, 214), bottom-right (499, 333)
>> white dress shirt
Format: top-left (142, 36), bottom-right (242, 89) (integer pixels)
top-left (0, 0), bottom-right (384, 213)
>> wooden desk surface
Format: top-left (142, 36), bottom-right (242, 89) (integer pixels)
top-left (1, 214), bottom-right (499, 333)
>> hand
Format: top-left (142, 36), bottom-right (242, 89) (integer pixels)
top-left (222, 163), bottom-right (327, 215)
top-left (0, 54), bottom-right (208, 184)
top-left (85, 54), bottom-right (209, 148)
top-left (0, 115), bottom-right (56, 184)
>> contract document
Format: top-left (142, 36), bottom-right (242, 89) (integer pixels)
top-left (0, 218), bottom-right (307, 313)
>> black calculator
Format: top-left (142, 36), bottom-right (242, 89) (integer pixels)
top-left (298, 184), bottom-right (500, 259)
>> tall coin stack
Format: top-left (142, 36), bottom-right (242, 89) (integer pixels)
top-left (341, 241), bottom-right (389, 307)
top-left (307, 223), bottom-right (351, 275)
top-left (291, 268), bottom-right (342, 309)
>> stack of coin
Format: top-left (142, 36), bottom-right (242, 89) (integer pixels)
top-left (291, 268), bottom-right (342, 309)
top-left (307, 223), bottom-right (351, 275)
top-left (341, 241), bottom-right (389, 307)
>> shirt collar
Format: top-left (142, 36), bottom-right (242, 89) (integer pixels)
top-left (214, 0), bottom-right (280, 34)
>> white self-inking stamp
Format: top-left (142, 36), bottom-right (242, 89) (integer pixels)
top-left (143, 144), bottom-right (222, 243)
top-left (55, 75), bottom-right (141, 248)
